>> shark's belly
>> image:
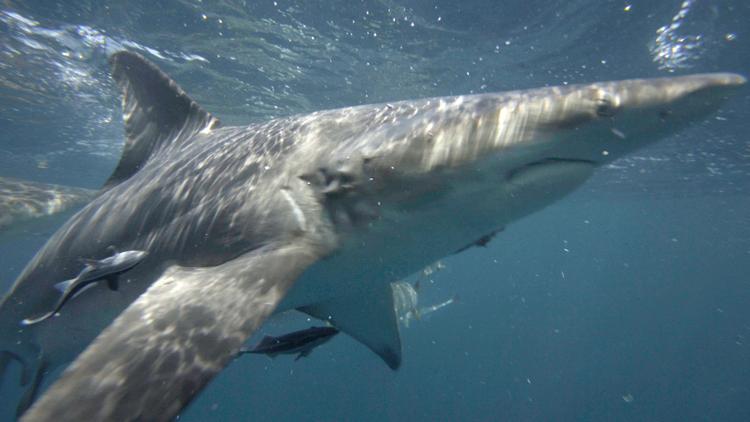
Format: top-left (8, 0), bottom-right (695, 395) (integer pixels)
top-left (278, 159), bottom-right (596, 312)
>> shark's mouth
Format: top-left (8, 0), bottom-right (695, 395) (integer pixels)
top-left (508, 158), bottom-right (597, 181)
top-left (505, 158), bottom-right (597, 204)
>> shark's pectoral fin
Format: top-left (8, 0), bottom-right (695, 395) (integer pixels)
top-left (299, 283), bottom-right (402, 370)
top-left (22, 242), bottom-right (320, 422)
top-left (103, 51), bottom-right (220, 191)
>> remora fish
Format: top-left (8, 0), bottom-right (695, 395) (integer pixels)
top-left (0, 51), bottom-right (739, 421)
top-left (237, 326), bottom-right (339, 361)
top-left (21, 249), bottom-right (148, 326)
top-left (0, 177), bottom-right (95, 235)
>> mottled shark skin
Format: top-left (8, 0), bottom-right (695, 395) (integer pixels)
top-left (0, 177), bottom-right (95, 235)
top-left (0, 50), bottom-right (741, 421)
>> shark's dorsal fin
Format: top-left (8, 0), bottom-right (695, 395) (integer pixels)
top-left (103, 51), bottom-right (220, 190)
top-left (299, 284), bottom-right (402, 370)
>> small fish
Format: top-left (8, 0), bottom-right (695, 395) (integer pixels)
top-left (21, 249), bottom-right (148, 326)
top-left (237, 326), bottom-right (339, 361)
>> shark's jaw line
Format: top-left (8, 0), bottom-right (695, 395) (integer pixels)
top-left (0, 50), bottom-right (742, 421)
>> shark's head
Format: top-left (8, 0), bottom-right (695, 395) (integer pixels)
top-left (529, 72), bottom-right (747, 164)
top-left (358, 72), bottom-right (746, 176)
top-left (298, 72), bottom-right (744, 241)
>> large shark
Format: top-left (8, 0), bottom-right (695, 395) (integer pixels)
top-left (0, 177), bottom-right (95, 236)
top-left (0, 51), bottom-right (741, 420)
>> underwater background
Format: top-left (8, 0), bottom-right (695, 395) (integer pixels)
top-left (1, 0), bottom-right (748, 420)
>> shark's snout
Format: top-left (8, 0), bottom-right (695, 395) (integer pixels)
top-left (701, 72), bottom-right (746, 87)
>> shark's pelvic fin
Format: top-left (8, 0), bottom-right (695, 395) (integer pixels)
top-left (103, 51), bottom-right (220, 190)
top-left (16, 353), bottom-right (47, 418)
top-left (21, 243), bottom-right (320, 421)
top-left (299, 283), bottom-right (402, 370)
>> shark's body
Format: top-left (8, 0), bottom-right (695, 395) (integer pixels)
top-left (0, 51), bottom-right (741, 421)
top-left (0, 177), bottom-right (95, 235)
top-left (238, 326), bottom-right (339, 360)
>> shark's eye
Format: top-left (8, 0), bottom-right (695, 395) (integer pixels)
top-left (595, 97), bottom-right (617, 117)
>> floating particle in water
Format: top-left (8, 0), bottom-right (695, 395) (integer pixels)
top-left (622, 393), bottom-right (634, 403)
top-left (649, 0), bottom-right (710, 71)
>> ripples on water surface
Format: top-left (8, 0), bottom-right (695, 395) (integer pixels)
top-left (0, 1), bottom-right (749, 421)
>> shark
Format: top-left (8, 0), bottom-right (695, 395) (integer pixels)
top-left (0, 51), bottom-right (740, 421)
top-left (0, 177), bottom-right (95, 236)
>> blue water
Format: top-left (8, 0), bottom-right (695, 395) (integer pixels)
top-left (1, 0), bottom-right (749, 420)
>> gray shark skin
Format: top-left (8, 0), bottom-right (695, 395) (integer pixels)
top-left (237, 326), bottom-right (339, 360)
top-left (0, 50), bottom-right (739, 421)
top-left (0, 177), bottom-right (95, 235)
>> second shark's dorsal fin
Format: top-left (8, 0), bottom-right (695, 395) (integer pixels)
top-left (103, 51), bottom-right (220, 190)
